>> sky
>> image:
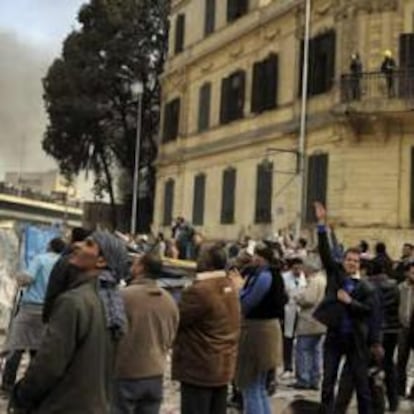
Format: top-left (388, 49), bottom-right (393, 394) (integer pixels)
top-left (0, 0), bottom-right (88, 193)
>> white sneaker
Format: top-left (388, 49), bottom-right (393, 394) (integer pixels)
top-left (279, 371), bottom-right (294, 380)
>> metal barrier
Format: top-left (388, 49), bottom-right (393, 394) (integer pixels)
top-left (340, 70), bottom-right (414, 104)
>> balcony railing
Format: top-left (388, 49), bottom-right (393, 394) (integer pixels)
top-left (340, 70), bottom-right (414, 105)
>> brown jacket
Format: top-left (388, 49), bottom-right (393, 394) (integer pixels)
top-left (115, 279), bottom-right (179, 379)
top-left (172, 271), bottom-right (241, 387)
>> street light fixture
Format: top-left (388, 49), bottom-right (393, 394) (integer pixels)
top-left (130, 80), bottom-right (144, 236)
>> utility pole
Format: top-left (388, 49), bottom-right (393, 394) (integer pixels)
top-left (295, 0), bottom-right (312, 240)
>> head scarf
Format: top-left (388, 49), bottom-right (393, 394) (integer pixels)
top-left (91, 231), bottom-right (128, 340)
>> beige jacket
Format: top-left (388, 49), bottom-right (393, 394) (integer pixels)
top-left (399, 281), bottom-right (414, 328)
top-left (115, 279), bottom-right (179, 379)
top-left (295, 272), bottom-right (327, 336)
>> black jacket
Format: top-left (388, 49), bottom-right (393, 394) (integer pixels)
top-left (368, 273), bottom-right (400, 333)
top-left (313, 227), bottom-right (381, 354)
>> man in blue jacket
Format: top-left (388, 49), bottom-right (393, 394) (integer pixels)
top-left (313, 202), bottom-right (382, 414)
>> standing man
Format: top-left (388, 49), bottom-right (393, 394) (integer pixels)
top-left (113, 253), bottom-right (179, 414)
top-left (394, 243), bottom-right (414, 284)
top-left (281, 257), bottom-right (307, 380)
top-left (172, 244), bottom-right (240, 414)
top-left (397, 261), bottom-right (414, 399)
top-left (293, 258), bottom-right (326, 390)
top-left (381, 50), bottom-right (397, 97)
top-left (350, 53), bottom-right (363, 100)
top-left (9, 232), bottom-right (128, 413)
top-left (2, 237), bottom-right (65, 393)
top-left (42, 227), bottom-right (91, 323)
top-left (313, 202), bottom-right (381, 414)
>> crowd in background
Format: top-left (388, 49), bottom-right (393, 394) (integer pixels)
top-left (3, 203), bottom-right (414, 414)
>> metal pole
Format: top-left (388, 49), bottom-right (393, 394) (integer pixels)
top-left (131, 93), bottom-right (143, 235)
top-left (295, 0), bottom-right (311, 240)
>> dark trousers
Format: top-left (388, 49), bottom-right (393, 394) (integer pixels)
top-left (397, 328), bottom-right (412, 397)
top-left (336, 362), bottom-right (385, 414)
top-left (2, 350), bottom-right (36, 391)
top-left (283, 336), bottom-right (294, 372)
top-left (321, 334), bottom-right (372, 414)
top-left (112, 376), bottom-right (163, 414)
top-left (383, 332), bottom-right (399, 410)
top-left (181, 383), bottom-right (227, 414)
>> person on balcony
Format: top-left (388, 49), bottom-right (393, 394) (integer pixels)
top-left (350, 53), bottom-right (363, 100)
top-left (381, 50), bottom-right (397, 98)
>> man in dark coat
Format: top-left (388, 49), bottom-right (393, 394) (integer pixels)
top-left (335, 258), bottom-right (401, 413)
top-left (9, 232), bottom-right (127, 414)
top-left (313, 203), bottom-right (381, 414)
top-left (42, 227), bottom-right (90, 323)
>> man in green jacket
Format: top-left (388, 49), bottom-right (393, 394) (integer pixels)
top-left (9, 232), bottom-right (128, 414)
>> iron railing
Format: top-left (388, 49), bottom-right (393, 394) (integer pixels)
top-left (340, 70), bottom-right (414, 104)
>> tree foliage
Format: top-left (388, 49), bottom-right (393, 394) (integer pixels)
top-left (43, 0), bottom-right (170, 230)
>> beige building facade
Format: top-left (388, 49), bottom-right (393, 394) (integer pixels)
top-left (155, 0), bottom-right (414, 254)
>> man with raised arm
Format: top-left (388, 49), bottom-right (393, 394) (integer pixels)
top-left (313, 202), bottom-right (381, 414)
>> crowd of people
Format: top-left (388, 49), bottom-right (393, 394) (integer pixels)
top-left (2, 203), bottom-right (414, 413)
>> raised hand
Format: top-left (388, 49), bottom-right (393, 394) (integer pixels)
top-left (314, 202), bottom-right (327, 224)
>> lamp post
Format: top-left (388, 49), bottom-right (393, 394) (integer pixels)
top-left (130, 81), bottom-right (144, 236)
top-left (295, 0), bottom-right (312, 239)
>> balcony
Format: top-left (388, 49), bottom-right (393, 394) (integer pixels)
top-left (338, 70), bottom-right (414, 114)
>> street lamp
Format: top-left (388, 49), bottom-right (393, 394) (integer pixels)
top-left (130, 80), bottom-right (144, 236)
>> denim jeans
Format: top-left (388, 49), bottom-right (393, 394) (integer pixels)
top-left (295, 334), bottom-right (323, 387)
top-left (241, 372), bottom-right (271, 414)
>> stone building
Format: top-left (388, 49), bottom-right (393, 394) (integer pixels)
top-left (154, 0), bottom-right (414, 254)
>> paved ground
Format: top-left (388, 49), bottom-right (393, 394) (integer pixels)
top-left (0, 354), bottom-right (412, 413)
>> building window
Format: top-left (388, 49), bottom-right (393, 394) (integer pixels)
top-left (175, 14), bottom-right (185, 54)
top-left (305, 153), bottom-right (329, 222)
top-left (400, 33), bottom-right (414, 68)
top-left (220, 70), bottom-right (246, 124)
top-left (198, 82), bottom-right (211, 132)
top-left (163, 179), bottom-right (175, 226)
top-left (193, 173), bottom-right (206, 225)
top-left (205, 0), bottom-right (216, 36)
top-left (221, 167), bottom-right (236, 224)
top-left (227, 0), bottom-right (248, 22)
top-left (162, 98), bottom-right (180, 143)
top-left (255, 161), bottom-right (273, 224)
top-left (252, 53), bottom-right (279, 113)
top-left (300, 30), bottom-right (336, 97)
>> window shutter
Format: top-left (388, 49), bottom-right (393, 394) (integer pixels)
top-left (220, 76), bottom-right (230, 124)
top-left (198, 83), bottom-right (211, 132)
top-left (235, 71), bottom-right (246, 119)
top-left (251, 61), bottom-right (264, 113)
top-left (221, 168), bottom-right (236, 224)
top-left (227, 0), bottom-right (237, 22)
top-left (264, 54), bottom-right (278, 110)
top-left (193, 174), bottom-right (206, 225)
top-left (162, 98), bottom-right (180, 143)
top-left (205, 0), bottom-right (216, 36)
top-left (171, 98), bottom-right (180, 140)
top-left (163, 179), bottom-right (175, 226)
top-left (324, 31), bottom-right (336, 92)
top-left (255, 162), bottom-right (273, 223)
top-left (306, 153), bottom-right (329, 222)
top-left (162, 104), bottom-right (170, 143)
top-left (175, 14), bottom-right (185, 54)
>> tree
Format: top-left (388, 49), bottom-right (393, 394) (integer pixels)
top-left (43, 0), bottom-right (170, 230)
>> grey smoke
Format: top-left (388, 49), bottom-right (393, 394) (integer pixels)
top-left (0, 30), bottom-right (55, 179)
